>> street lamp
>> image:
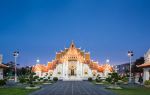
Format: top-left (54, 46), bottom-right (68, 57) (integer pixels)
top-left (127, 51), bottom-right (134, 83)
top-left (106, 59), bottom-right (110, 63)
top-left (13, 51), bottom-right (19, 82)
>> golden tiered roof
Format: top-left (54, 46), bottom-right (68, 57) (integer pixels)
top-left (55, 41), bottom-right (90, 63)
top-left (32, 41), bottom-right (113, 73)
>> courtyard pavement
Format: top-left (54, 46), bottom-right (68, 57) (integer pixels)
top-left (29, 81), bottom-right (116, 95)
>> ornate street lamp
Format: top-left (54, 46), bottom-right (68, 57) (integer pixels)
top-left (127, 51), bottom-right (134, 83)
top-left (13, 51), bottom-right (19, 82)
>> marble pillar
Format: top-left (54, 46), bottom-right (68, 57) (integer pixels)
top-left (77, 61), bottom-right (79, 78)
top-left (80, 63), bottom-right (83, 77)
top-left (63, 62), bottom-right (65, 78)
top-left (66, 61), bottom-right (68, 78)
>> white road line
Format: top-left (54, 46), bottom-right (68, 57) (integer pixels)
top-left (72, 82), bottom-right (74, 95)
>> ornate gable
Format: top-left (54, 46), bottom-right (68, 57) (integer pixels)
top-left (60, 41), bottom-right (84, 62)
top-left (144, 48), bottom-right (150, 63)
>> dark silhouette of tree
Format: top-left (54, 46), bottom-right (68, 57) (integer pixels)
top-left (17, 66), bottom-right (32, 76)
top-left (3, 61), bottom-right (15, 76)
top-left (3, 61), bottom-right (32, 77)
top-left (132, 57), bottom-right (144, 75)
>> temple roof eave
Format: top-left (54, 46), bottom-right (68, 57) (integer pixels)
top-left (0, 64), bottom-right (8, 68)
top-left (137, 62), bottom-right (150, 68)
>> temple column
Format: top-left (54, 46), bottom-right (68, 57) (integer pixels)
top-left (89, 68), bottom-right (92, 77)
top-left (80, 63), bottom-right (82, 77)
top-left (66, 61), bottom-right (68, 78)
top-left (82, 64), bottom-right (84, 77)
top-left (77, 61), bottom-right (79, 78)
top-left (63, 63), bottom-right (65, 78)
top-left (62, 63), bottom-right (64, 78)
top-left (65, 62), bottom-right (67, 78)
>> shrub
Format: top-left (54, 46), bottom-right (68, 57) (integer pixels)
top-left (19, 77), bottom-right (26, 83)
top-left (88, 77), bottom-right (92, 82)
top-left (106, 77), bottom-right (112, 83)
top-left (27, 72), bottom-right (35, 85)
top-left (0, 79), bottom-right (6, 86)
top-left (96, 78), bottom-right (102, 82)
top-left (37, 78), bottom-right (41, 81)
top-left (34, 76), bottom-right (39, 80)
top-left (30, 84), bottom-right (35, 87)
top-left (105, 72), bottom-right (119, 84)
top-left (48, 77), bottom-right (50, 80)
top-left (144, 80), bottom-right (150, 85)
top-left (26, 78), bottom-right (29, 82)
top-left (3, 78), bottom-right (8, 82)
top-left (53, 77), bottom-right (58, 82)
top-left (122, 77), bottom-right (128, 82)
top-left (40, 78), bottom-right (43, 80)
top-left (95, 75), bottom-right (102, 82)
top-left (48, 77), bottom-right (51, 81)
top-left (43, 79), bottom-right (48, 82)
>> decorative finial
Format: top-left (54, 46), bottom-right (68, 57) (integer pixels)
top-left (70, 40), bottom-right (75, 48)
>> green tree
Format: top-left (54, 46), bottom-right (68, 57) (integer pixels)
top-left (106, 72), bottom-right (119, 84)
top-left (132, 57), bottom-right (144, 75)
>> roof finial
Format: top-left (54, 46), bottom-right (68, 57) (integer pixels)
top-left (70, 40), bottom-right (75, 48)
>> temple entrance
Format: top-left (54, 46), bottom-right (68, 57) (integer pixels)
top-left (68, 61), bottom-right (77, 77)
top-left (71, 69), bottom-right (75, 76)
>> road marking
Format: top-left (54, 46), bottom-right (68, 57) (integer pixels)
top-left (72, 82), bottom-right (74, 95)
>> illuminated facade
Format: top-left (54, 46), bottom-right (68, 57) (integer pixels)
top-left (32, 42), bottom-right (113, 80)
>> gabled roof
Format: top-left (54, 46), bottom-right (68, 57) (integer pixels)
top-left (0, 63), bottom-right (8, 68)
top-left (138, 49), bottom-right (150, 68)
top-left (32, 64), bottom-right (48, 72)
top-left (137, 62), bottom-right (150, 68)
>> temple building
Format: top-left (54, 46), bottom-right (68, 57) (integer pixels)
top-left (138, 49), bottom-right (150, 82)
top-left (32, 42), bottom-right (113, 81)
top-left (0, 55), bottom-right (8, 79)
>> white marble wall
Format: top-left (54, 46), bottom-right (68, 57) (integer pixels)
top-left (143, 49), bottom-right (150, 82)
top-left (52, 62), bottom-right (94, 80)
top-left (143, 68), bottom-right (150, 82)
top-left (36, 62), bottom-right (111, 80)
top-left (62, 62), bottom-right (69, 79)
top-left (82, 64), bottom-right (92, 77)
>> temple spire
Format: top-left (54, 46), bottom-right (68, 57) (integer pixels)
top-left (70, 40), bottom-right (76, 48)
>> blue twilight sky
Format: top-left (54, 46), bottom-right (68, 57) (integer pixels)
top-left (0, 0), bottom-right (150, 66)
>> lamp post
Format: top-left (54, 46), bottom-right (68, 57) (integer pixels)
top-left (106, 59), bottom-right (110, 64)
top-left (13, 51), bottom-right (19, 82)
top-left (127, 51), bottom-right (134, 83)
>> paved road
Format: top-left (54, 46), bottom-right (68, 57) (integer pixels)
top-left (29, 81), bottom-right (116, 95)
